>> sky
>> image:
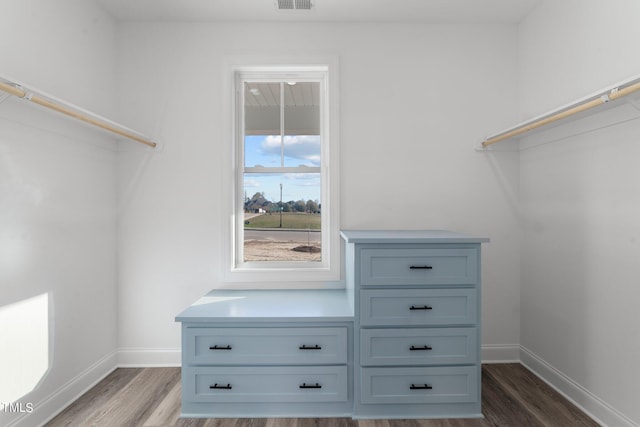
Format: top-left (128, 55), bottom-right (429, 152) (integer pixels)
top-left (244, 135), bottom-right (321, 203)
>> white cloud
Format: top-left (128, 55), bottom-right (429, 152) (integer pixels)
top-left (284, 173), bottom-right (321, 187)
top-left (243, 178), bottom-right (262, 189)
top-left (262, 135), bottom-right (320, 166)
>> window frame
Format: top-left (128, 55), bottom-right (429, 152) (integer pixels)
top-left (226, 63), bottom-right (340, 285)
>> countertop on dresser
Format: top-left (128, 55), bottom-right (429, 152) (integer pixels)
top-left (175, 289), bottom-right (354, 323)
top-left (341, 229), bottom-right (489, 244)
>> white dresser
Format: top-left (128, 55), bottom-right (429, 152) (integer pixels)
top-left (341, 230), bottom-right (488, 419)
top-left (176, 230), bottom-right (487, 419)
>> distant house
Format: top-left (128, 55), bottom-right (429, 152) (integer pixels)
top-left (245, 195), bottom-right (271, 214)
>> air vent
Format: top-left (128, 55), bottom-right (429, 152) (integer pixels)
top-left (277, 0), bottom-right (313, 10)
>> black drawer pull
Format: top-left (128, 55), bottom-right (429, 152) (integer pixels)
top-left (409, 305), bottom-right (433, 310)
top-left (299, 344), bottom-right (322, 350)
top-left (209, 345), bottom-right (232, 350)
top-left (299, 383), bottom-right (322, 389)
top-left (410, 384), bottom-right (433, 390)
top-left (210, 383), bottom-right (232, 390)
top-left (410, 345), bottom-right (433, 351)
top-left (410, 265), bottom-right (433, 270)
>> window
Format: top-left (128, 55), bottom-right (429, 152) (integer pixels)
top-left (230, 65), bottom-right (339, 283)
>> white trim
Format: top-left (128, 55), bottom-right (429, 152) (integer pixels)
top-left (111, 345), bottom-right (637, 426)
top-left (221, 56), bottom-right (341, 285)
top-left (5, 351), bottom-right (117, 427)
top-left (234, 69), bottom-right (329, 272)
top-left (520, 345), bottom-right (635, 427)
top-left (117, 347), bottom-right (181, 367)
top-left (9, 345), bottom-right (635, 426)
top-left (481, 344), bottom-right (520, 363)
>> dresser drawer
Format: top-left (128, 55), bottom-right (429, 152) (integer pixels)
top-left (185, 366), bottom-right (348, 403)
top-left (360, 366), bottom-right (479, 404)
top-left (360, 248), bottom-right (478, 286)
top-left (185, 327), bottom-right (347, 365)
top-left (360, 289), bottom-right (477, 326)
top-left (360, 327), bottom-right (477, 366)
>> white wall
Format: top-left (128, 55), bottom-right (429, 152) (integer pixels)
top-left (0, 1), bottom-right (120, 425)
top-left (3, 1), bottom-right (638, 425)
top-left (518, 1), bottom-right (640, 425)
top-left (6, 2), bottom-right (638, 425)
top-left (115, 22), bottom-right (522, 364)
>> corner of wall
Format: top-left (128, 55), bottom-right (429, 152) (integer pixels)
top-left (520, 346), bottom-right (636, 427)
top-left (4, 352), bottom-right (117, 427)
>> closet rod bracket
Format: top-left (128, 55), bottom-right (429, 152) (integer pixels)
top-left (16, 85), bottom-right (34, 101)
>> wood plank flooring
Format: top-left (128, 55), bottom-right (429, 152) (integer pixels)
top-left (45, 364), bottom-right (600, 427)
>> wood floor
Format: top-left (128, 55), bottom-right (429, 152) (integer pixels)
top-left (45, 364), bottom-right (599, 427)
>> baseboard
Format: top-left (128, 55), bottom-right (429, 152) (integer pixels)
top-left (117, 347), bottom-right (181, 367)
top-left (481, 344), bottom-right (520, 363)
top-left (8, 345), bottom-right (634, 426)
top-left (4, 350), bottom-right (117, 427)
top-left (520, 345), bottom-right (637, 427)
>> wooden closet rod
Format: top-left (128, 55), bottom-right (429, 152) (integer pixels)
top-left (482, 79), bottom-right (640, 148)
top-left (0, 80), bottom-right (156, 148)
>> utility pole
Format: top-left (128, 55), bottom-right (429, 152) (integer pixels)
top-left (279, 183), bottom-right (283, 228)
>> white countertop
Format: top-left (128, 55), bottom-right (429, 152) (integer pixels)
top-left (340, 229), bottom-right (489, 244)
top-left (176, 289), bottom-right (353, 323)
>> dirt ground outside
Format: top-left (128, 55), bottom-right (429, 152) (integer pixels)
top-left (244, 240), bottom-right (321, 262)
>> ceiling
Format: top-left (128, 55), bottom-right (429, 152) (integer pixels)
top-left (245, 82), bottom-right (319, 107)
top-left (95, 0), bottom-right (541, 24)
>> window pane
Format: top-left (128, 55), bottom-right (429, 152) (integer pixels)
top-left (245, 82), bottom-right (281, 167)
top-left (243, 172), bottom-right (321, 262)
top-left (284, 82), bottom-right (320, 167)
